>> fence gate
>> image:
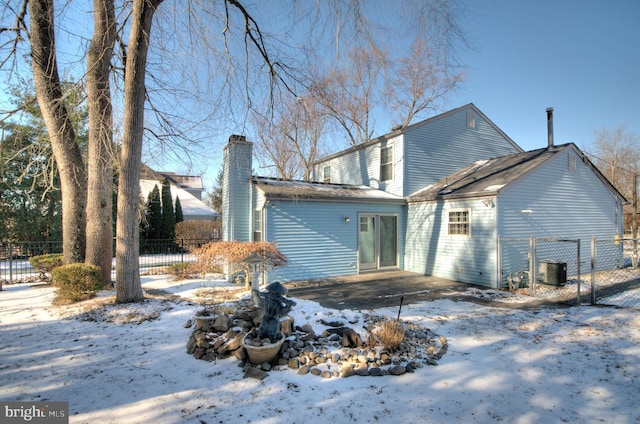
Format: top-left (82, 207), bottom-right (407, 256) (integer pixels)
top-left (499, 236), bottom-right (581, 302)
top-left (590, 238), bottom-right (640, 307)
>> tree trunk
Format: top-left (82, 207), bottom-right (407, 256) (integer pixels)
top-left (86, 0), bottom-right (116, 288)
top-left (29, 0), bottom-right (87, 264)
top-left (115, 0), bottom-right (163, 303)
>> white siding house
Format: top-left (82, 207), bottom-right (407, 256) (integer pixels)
top-left (140, 164), bottom-right (219, 222)
top-left (222, 104), bottom-right (624, 287)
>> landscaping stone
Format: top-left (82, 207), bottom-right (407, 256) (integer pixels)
top-left (244, 366), bottom-right (268, 380)
top-left (187, 298), bottom-right (448, 379)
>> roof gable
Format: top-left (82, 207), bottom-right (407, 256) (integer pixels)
top-left (407, 143), bottom-right (625, 202)
top-left (314, 103), bottom-right (522, 164)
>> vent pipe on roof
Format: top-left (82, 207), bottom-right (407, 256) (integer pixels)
top-left (546, 107), bottom-right (554, 150)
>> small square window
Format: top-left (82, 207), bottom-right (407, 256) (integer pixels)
top-left (448, 210), bottom-right (470, 236)
top-left (380, 146), bottom-right (393, 181)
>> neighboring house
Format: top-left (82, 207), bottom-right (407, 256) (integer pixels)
top-left (222, 104), bottom-right (625, 288)
top-left (140, 164), bottom-right (220, 222)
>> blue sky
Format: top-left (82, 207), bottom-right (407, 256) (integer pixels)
top-left (195, 0), bottom-right (639, 188)
top-left (451, 0), bottom-right (639, 153)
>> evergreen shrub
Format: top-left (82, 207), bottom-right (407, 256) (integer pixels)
top-left (29, 254), bottom-right (64, 280)
top-left (51, 263), bottom-right (103, 304)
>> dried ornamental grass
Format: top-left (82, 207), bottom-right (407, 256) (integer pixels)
top-left (373, 319), bottom-right (406, 352)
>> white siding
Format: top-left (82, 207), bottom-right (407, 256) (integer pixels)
top-left (405, 198), bottom-right (498, 287)
top-left (404, 107), bottom-right (520, 196)
top-left (264, 200), bottom-right (405, 282)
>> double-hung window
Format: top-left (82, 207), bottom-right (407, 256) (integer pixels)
top-left (323, 166), bottom-right (331, 183)
top-left (380, 146), bottom-right (393, 181)
top-left (253, 210), bottom-right (262, 241)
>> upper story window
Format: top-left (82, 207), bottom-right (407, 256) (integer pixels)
top-left (253, 210), bottom-right (262, 241)
top-left (448, 210), bottom-right (470, 236)
top-left (323, 166), bottom-right (331, 183)
top-left (466, 110), bottom-right (476, 128)
top-left (380, 146), bottom-right (393, 181)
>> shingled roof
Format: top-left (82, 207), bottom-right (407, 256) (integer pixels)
top-left (251, 177), bottom-right (406, 203)
top-left (407, 143), bottom-right (624, 202)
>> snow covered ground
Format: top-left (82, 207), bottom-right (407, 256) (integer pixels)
top-left (1, 276), bottom-right (638, 424)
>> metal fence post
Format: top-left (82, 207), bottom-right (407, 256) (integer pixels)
top-left (497, 236), bottom-right (502, 290)
top-left (8, 240), bottom-right (13, 285)
top-left (590, 236), bottom-right (596, 305)
top-left (529, 236), bottom-right (537, 297)
top-left (576, 239), bottom-right (581, 306)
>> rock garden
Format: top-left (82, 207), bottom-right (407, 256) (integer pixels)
top-left (186, 282), bottom-right (449, 380)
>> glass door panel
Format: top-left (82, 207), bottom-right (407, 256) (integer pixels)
top-left (359, 214), bottom-right (397, 271)
top-left (379, 216), bottom-right (397, 267)
top-left (359, 216), bottom-right (376, 270)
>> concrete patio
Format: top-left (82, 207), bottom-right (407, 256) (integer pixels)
top-left (284, 270), bottom-right (547, 310)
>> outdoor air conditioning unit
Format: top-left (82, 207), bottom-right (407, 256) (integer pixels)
top-left (539, 260), bottom-right (567, 287)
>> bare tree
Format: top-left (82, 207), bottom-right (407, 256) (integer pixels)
top-left (590, 126), bottom-right (640, 230)
top-left (252, 93), bottom-right (328, 181)
top-left (252, 111), bottom-right (299, 180)
top-left (2, 0), bottom-right (468, 303)
top-left (116, 0), bottom-right (163, 303)
top-left (310, 47), bottom-right (385, 147)
top-left (28, 0), bottom-right (87, 264)
top-left (86, 0), bottom-right (116, 287)
top-left (385, 38), bottom-right (465, 128)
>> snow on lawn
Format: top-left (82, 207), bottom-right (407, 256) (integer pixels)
top-left (1, 276), bottom-right (639, 424)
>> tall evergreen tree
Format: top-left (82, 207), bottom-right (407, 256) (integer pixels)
top-left (161, 178), bottom-right (175, 240)
top-left (174, 197), bottom-right (184, 224)
top-left (208, 167), bottom-right (223, 215)
top-left (146, 185), bottom-right (162, 240)
top-left (0, 82), bottom-right (87, 242)
top-left (0, 122), bottom-right (62, 241)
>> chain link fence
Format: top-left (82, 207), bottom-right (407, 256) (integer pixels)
top-left (590, 238), bottom-right (640, 307)
top-left (499, 237), bottom-right (582, 302)
top-left (0, 238), bottom-right (219, 285)
top-left (500, 236), bottom-right (640, 308)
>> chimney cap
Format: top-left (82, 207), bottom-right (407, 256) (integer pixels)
top-left (546, 107), bottom-right (554, 113)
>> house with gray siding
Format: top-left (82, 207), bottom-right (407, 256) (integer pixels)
top-left (222, 104), bottom-right (624, 288)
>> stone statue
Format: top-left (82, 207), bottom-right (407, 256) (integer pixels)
top-left (253, 282), bottom-right (296, 343)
